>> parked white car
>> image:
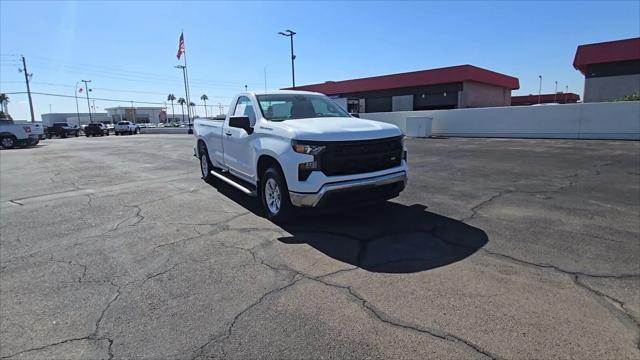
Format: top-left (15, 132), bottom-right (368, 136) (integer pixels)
top-left (194, 90), bottom-right (408, 222)
top-left (0, 119), bottom-right (44, 148)
top-left (114, 121), bottom-right (140, 135)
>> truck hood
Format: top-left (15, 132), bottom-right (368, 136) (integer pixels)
top-left (274, 117), bottom-right (401, 141)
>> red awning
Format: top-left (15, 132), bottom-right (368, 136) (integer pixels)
top-left (573, 37), bottom-right (640, 75)
top-left (289, 65), bottom-right (519, 95)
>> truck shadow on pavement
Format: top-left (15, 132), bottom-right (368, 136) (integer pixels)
top-left (209, 180), bottom-right (488, 274)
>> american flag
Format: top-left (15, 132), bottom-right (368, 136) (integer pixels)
top-left (176, 32), bottom-right (185, 60)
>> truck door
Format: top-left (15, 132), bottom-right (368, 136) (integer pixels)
top-left (223, 96), bottom-right (256, 181)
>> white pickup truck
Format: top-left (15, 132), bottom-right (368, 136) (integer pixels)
top-left (0, 119), bottom-right (44, 149)
top-left (194, 90), bottom-right (407, 222)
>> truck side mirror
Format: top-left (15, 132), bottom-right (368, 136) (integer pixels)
top-left (229, 116), bottom-right (253, 134)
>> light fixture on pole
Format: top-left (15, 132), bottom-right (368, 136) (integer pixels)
top-left (278, 29), bottom-right (297, 88)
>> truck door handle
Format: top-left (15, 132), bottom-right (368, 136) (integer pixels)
top-left (225, 132), bottom-right (232, 136)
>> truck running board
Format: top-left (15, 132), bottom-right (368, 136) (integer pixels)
top-left (210, 170), bottom-right (257, 196)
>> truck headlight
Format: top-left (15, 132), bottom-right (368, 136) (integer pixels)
top-left (292, 140), bottom-right (326, 181)
top-left (292, 140), bottom-right (326, 155)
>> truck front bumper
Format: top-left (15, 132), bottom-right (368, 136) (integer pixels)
top-left (288, 171), bottom-right (407, 208)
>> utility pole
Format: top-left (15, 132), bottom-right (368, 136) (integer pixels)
top-left (278, 29), bottom-right (296, 88)
top-left (20, 56), bottom-right (35, 122)
top-left (81, 80), bottom-right (92, 123)
top-left (74, 81), bottom-right (81, 126)
top-left (538, 75), bottom-right (542, 104)
top-left (565, 86), bottom-right (569, 104)
top-left (554, 81), bottom-right (558, 103)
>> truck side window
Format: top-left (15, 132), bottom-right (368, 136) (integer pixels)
top-left (234, 96), bottom-right (256, 126)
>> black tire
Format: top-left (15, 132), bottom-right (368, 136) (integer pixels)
top-left (260, 167), bottom-right (292, 223)
top-left (75, 131), bottom-right (79, 137)
top-left (198, 142), bottom-right (215, 183)
top-left (129, 130), bottom-right (133, 135)
top-left (1, 135), bottom-right (17, 149)
top-left (115, 132), bottom-right (119, 136)
top-left (47, 133), bottom-right (52, 139)
top-left (86, 134), bottom-right (90, 137)
top-left (105, 132), bottom-right (109, 136)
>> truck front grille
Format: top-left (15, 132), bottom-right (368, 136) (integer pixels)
top-left (320, 136), bottom-right (403, 176)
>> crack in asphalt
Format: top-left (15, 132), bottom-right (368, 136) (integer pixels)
top-left (0, 337), bottom-right (112, 359)
top-left (0, 280), bottom-right (123, 359)
top-left (573, 275), bottom-right (640, 350)
top-left (481, 249), bottom-right (640, 279)
top-left (189, 239), bottom-right (497, 360)
top-left (308, 276), bottom-right (499, 359)
top-left (142, 262), bottom-right (182, 285)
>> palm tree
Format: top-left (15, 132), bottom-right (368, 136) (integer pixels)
top-left (0, 93), bottom-right (9, 114)
top-left (200, 94), bottom-right (209, 118)
top-left (167, 94), bottom-right (176, 123)
top-left (189, 102), bottom-right (197, 117)
top-left (177, 97), bottom-right (186, 124)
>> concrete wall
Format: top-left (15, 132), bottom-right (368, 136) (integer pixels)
top-left (461, 81), bottom-right (511, 108)
top-left (360, 101), bottom-right (640, 140)
top-left (584, 74), bottom-right (640, 102)
top-left (139, 127), bottom-right (191, 134)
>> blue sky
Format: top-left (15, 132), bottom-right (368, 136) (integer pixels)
top-left (1, 0), bottom-right (639, 120)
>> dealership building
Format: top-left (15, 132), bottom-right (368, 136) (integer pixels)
top-left (511, 92), bottom-right (580, 106)
top-left (573, 37), bottom-right (640, 102)
top-left (105, 106), bottom-right (167, 124)
top-left (290, 65), bottom-right (519, 113)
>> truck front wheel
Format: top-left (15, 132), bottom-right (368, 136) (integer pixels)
top-left (261, 167), bottom-right (292, 223)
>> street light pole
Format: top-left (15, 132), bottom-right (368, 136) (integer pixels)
top-left (278, 29), bottom-right (296, 88)
top-left (81, 80), bottom-right (92, 123)
top-left (554, 81), bottom-right (558, 103)
top-left (538, 75), bottom-right (542, 104)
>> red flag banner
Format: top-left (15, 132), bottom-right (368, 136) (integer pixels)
top-left (176, 32), bottom-right (185, 60)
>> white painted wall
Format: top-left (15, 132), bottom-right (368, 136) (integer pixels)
top-left (360, 101), bottom-right (640, 140)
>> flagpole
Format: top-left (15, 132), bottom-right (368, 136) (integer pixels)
top-left (182, 31), bottom-right (193, 134)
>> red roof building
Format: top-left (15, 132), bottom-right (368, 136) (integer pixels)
top-left (573, 38), bottom-right (640, 102)
top-left (511, 93), bottom-right (580, 106)
top-left (288, 65), bottom-right (519, 113)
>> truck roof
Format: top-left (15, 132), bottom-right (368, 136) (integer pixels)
top-left (242, 90), bottom-right (323, 96)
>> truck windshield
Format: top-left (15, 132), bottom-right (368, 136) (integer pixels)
top-left (257, 94), bottom-right (349, 121)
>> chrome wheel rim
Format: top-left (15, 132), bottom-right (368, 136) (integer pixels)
top-left (200, 154), bottom-right (209, 177)
top-left (1, 138), bottom-right (13, 147)
top-left (265, 178), bottom-right (281, 215)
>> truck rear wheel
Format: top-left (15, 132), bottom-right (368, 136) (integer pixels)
top-left (1, 135), bottom-right (17, 149)
top-left (261, 167), bottom-right (292, 223)
top-left (198, 143), bottom-right (215, 183)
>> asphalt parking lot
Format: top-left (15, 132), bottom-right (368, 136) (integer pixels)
top-left (1, 134), bottom-right (639, 359)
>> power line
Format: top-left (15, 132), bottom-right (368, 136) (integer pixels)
top-left (2, 91), bottom-right (230, 107)
top-left (0, 80), bottom-right (233, 98)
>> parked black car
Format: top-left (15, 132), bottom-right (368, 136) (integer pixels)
top-left (84, 123), bottom-right (109, 137)
top-left (45, 122), bottom-right (79, 138)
